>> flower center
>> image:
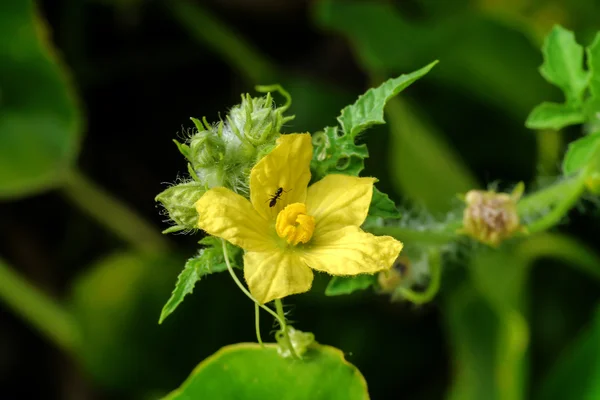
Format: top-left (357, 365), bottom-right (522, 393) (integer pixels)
top-left (275, 203), bottom-right (315, 246)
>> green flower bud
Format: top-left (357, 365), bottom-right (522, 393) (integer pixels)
top-left (227, 92), bottom-right (294, 146)
top-left (155, 181), bottom-right (205, 233)
top-left (188, 120), bottom-right (225, 168)
top-left (276, 326), bottom-right (314, 359)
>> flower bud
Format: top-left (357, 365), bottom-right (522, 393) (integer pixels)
top-left (378, 255), bottom-right (410, 293)
top-left (227, 93), bottom-right (293, 146)
top-left (188, 125), bottom-right (225, 168)
top-left (155, 181), bottom-right (205, 232)
top-left (276, 326), bottom-right (314, 359)
top-left (460, 184), bottom-right (525, 247)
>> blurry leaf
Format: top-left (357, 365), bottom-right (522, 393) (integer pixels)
top-left (588, 33), bottom-right (600, 98)
top-left (562, 133), bottom-right (600, 175)
top-left (444, 285), bottom-right (501, 400)
top-left (70, 251), bottom-right (239, 393)
top-left (315, 1), bottom-right (550, 119)
top-left (337, 61), bottom-right (438, 138)
top-left (540, 25), bottom-right (588, 104)
top-left (386, 98), bottom-right (477, 213)
top-left (0, 1), bottom-right (82, 198)
top-left (311, 126), bottom-right (369, 180)
top-left (164, 343), bottom-right (369, 400)
top-left (525, 102), bottom-right (586, 130)
top-left (325, 275), bottom-right (377, 296)
top-left (159, 239), bottom-right (242, 324)
top-left (368, 187), bottom-right (401, 218)
top-left (536, 305), bottom-right (600, 400)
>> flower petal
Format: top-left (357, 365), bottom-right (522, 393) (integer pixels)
top-left (250, 133), bottom-right (312, 221)
top-left (306, 175), bottom-right (376, 235)
top-left (300, 226), bottom-right (403, 275)
top-left (195, 187), bottom-right (274, 252)
top-left (244, 250), bottom-right (314, 304)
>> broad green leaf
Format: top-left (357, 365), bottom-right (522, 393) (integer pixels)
top-left (164, 343), bottom-right (369, 400)
top-left (159, 238), bottom-right (242, 323)
top-left (539, 25), bottom-right (588, 104)
top-left (588, 33), bottom-right (600, 98)
top-left (0, 1), bottom-right (82, 198)
top-left (368, 187), bottom-right (401, 218)
top-left (337, 61), bottom-right (438, 138)
top-left (386, 98), bottom-right (477, 213)
top-left (536, 305), bottom-right (600, 400)
top-left (525, 102), bottom-right (586, 130)
top-left (311, 126), bottom-right (369, 180)
top-left (325, 275), bottom-right (377, 296)
top-left (314, 1), bottom-right (551, 120)
top-left (562, 133), bottom-right (600, 175)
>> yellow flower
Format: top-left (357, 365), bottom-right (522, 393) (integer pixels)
top-left (195, 133), bottom-right (403, 304)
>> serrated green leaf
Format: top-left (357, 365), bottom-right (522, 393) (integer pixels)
top-left (159, 239), bottom-right (242, 323)
top-left (311, 126), bottom-right (369, 180)
top-left (325, 275), bottom-right (377, 296)
top-left (0, 1), bottom-right (82, 198)
top-left (338, 62), bottom-right (438, 138)
top-left (164, 343), bottom-right (369, 400)
top-left (588, 32), bottom-right (600, 99)
top-left (540, 25), bottom-right (589, 104)
top-left (536, 305), bottom-right (600, 400)
top-left (525, 102), bottom-right (586, 130)
top-left (562, 133), bottom-right (600, 176)
top-left (368, 187), bottom-right (401, 218)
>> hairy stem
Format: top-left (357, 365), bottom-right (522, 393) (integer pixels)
top-left (0, 258), bottom-right (81, 354)
top-left (61, 168), bottom-right (169, 254)
top-left (166, 0), bottom-right (277, 83)
top-left (275, 298), bottom-right (300, 359)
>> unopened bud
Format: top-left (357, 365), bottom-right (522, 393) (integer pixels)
top-left (460, 183), bottom-right (525, 247)
top-left (155, 181), bottom-right (205, 233)
top-left (188, 124), bottom-right (225, 168)
top-left (378, 255), bottom-right (410, 293)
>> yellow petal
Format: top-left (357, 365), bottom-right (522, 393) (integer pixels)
top-left (244, 250), bottom-right (314, 304)
top-left (300, 226), bottom-right (403, 275)
top-left (306, 175), bottom-right (376, 235)
top-left (250, 133), bottom-right (312, 221)
top-left (195, 187), bottom-right (274, 252)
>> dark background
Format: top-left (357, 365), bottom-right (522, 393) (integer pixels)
top-left (1, 0), bottom-right (600, 399)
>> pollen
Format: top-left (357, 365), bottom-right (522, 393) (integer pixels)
top-left (275, 203), bottom-right (315, 246)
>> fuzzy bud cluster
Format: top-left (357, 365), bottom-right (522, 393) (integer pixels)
top-left (156, 87), bottom-right (294, 233)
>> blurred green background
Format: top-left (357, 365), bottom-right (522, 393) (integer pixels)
top-left (1, 0), bottom-right (600, 399)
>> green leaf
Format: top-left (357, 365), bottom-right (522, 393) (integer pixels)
top-left (0, 1), bottom-right (82, 198)
top-left (368, 187), bottom-right (401, 218)
top-left (164, 343), bottom-right (369, 400)
top-left (337, 61), bottom-right (438, 138)
top-left (325, 275), bottom-right (378, 296)
top-left (159, 238), bottom-right (242, 323)
top-left (311, 126), bottom-right (369, 180)
top-left (588, 33), bottom-right (600, 99)
top-left (536, 305), bottom-right (600, 400)
top-left (525, 102), bottom-right (586, 130)
top-left (540, 25), bottom-right (589, 104)
top-left (562, 133), bottom-right (600, 176)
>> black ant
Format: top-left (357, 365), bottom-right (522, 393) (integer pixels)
top-left (267, 187), bottom-right (291, 207)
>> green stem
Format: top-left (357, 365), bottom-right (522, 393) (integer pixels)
top-left (0, 258), bottom-right (81, 354)
top-left (166, 0), bottom-right (278, 83)
top-left (395, 250), bottom-right (442, 304)
top-left (220, 240), bottom-right (282, 324)
top-left (61, 168), bottom-right (169, 254)
top-left (255, 303), bottom-right (264, 347)
top-left (522, 174), bottom-right (587, 234)
top-left (275, 298), bottom-right (300, 359)
top-left (366, 224), bottom-right (460, 245)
